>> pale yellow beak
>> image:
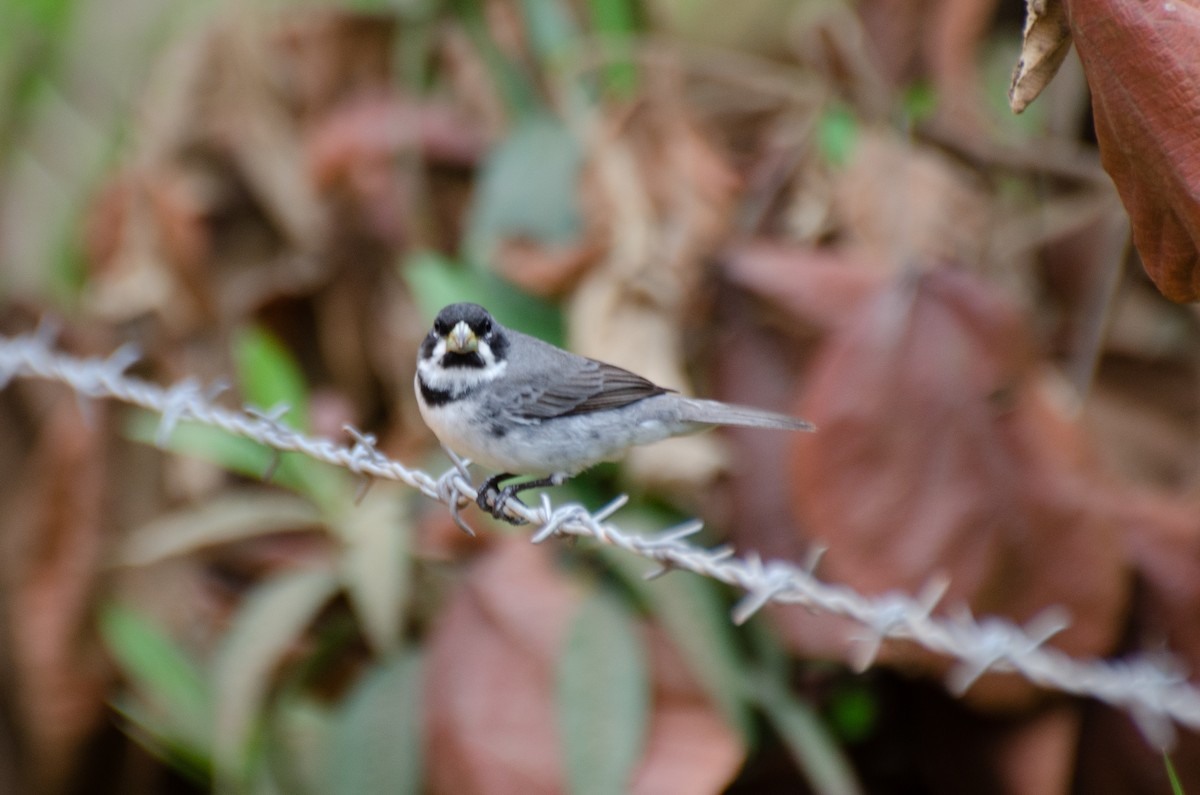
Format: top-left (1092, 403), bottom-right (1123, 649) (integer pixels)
top-left (445, 320), bottom-right (478, 353)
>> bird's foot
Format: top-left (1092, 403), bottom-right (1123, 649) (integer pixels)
top-left (475, 473), bottom-right (569, 526)
top-left (475, 473), bottom-right (529, 525)
top-left (477, 485), bottom-right (530, 525)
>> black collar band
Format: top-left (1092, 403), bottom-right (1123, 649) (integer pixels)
top-left (418, 373), bottom-right (467, 407)
top-left (440, 351), bottom-right (486, 369)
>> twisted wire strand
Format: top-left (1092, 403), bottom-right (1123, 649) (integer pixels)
top-left (1, 326), bottom-right (1196, 746)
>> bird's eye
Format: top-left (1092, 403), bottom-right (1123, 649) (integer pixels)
top-left (433, 320), bottom-right (448, 335)
top-left (478, 318), bottom-right (492, 335)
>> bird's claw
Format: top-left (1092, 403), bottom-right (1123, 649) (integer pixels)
top-left (476, 485), bottom-right (529, 525)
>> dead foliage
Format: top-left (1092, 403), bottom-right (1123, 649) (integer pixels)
top-left (1, 1), bottom-right (1200, 792)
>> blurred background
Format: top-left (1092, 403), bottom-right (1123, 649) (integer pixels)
top-left (1, 0), bottom-right (1199, 792)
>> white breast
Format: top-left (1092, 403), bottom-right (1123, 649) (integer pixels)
top-left (416, 391), bottom-right (488, 462)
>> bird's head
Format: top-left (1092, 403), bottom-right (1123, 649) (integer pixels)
top-left (420, 303), bottom-right (508, 372)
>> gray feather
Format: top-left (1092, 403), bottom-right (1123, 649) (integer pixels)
top-left (484, 332), bottom-right (673, 421)
top-left (677, 398), bottom-right (816, 431)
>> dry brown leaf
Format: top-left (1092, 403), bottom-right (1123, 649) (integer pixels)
top-left (629, 630), bottom-right (743, 794)
top-left (570, 277), bottom-right (729, 492)
top-left (566, 100), bottom-right (743, 493)
top-left (273, 11), bottom-right (397, 118)
top-left (116, 492), bottom-right (325, 567)
top-left (1067, 0), bottom-right (1200, 301)
top-left (83, 174), bottom-right (134, 277)
top-left (193, 19), bottom-right (328, 254)
top-left (438, 25), bottom-right (508, 140)
top-left (786, 267), bottom-right (1129, 709)
top-left (308, 94), bottom-right (484, 186)
top-left (719, 239), bottom-right (884, 333)
top-left (1084, 353), bottom-right (1200, 491)
top-left (0, 396), bottom-right (114, 793)
top-left (878, 692), bottom-right (1083, 792)
top-left (307, 93), bottom-right (485, 248)
top-left (1074, 703), bottom-right (1200, 793)
top-left (84, 170), bottom-right (200, 326)
top-left (858, 0), bottom-right (998, 130)
top-left (493, 236), bottom-right (603, 298)
top-left (1009, 0), bottom-right (1073, 114)
top-left (1114, 490), bottom-right (1200, 673)
top-left (85, 8), bottom-right (428, 334)
top-left (699, 292), bottom-right (819, 557)
top-left (411, 502), bottom-right (494, 563)
top-left (422, 539), bottom-right (742, 795)
top-left (830, 128), bottom-right (991, 273)
top-left (423, 540), bottom-right (579, 794)
top-left (923, 0), bottom-right (1000, 135)
top-left (652, 0), bottom-right (799, 56)
top-left (1073, 488), bottom-right (1200, 789)
top-left (993, 705), bottom-right (1080, 795)
top-left (857, 0), bottom-right (939, 84)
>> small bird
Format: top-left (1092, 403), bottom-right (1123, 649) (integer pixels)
top-left (415, 302), bottom-right (814, 521)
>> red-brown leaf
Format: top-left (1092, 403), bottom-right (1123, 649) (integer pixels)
top-left (786, 267), bottom-right (1130, 708)
top-left (423, 540), bottom-right (581, 795)
top-left (1067, 0), bottom-right (1200, 300)
top-left (422, 540), bottom-right (742, 795)
top-left (1, 397), bottom-right (113, 792)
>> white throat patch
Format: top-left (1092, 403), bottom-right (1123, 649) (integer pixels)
top-left (417, 337), bottom-right (508, 396)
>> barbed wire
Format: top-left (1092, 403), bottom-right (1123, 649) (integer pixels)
top-left (1, 324), bottom-right (1197, 747)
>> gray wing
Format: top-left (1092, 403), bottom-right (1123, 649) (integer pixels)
top-left (493, 339), bottom-right (672, 421)
top-left (529, 360), bottom-right (672, 418)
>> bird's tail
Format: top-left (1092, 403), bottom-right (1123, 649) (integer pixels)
top-left (679, 398), bottom-right (816, 432)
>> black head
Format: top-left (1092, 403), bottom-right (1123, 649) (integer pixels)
top-left (432, 302), bottom-right (495, 337)
top-left (420, 302), bottom-right (509, 368)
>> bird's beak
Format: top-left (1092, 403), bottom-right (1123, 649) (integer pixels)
top-left (445, 320), bottom-right (478, 353)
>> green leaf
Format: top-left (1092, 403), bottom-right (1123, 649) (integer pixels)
top-left (403, 250), bottom-right (487, 320)
top-left (520, 0), bottom-right (580, 64)
top-left (828, 682), bottom-right (877, 743)
top-left (901, 80), bottom-right (938, 126)
top-left (116, 492), bottom-right (324, 567)
top-left (458, 1), bottom-right (542, 116)
top-left (111, 696), bottom-right (212, 784)
top-left (100, 603), bottom-right (211, 752)
top-left (233, 325), bottom-right (310, 432)
top-left (402, 250), bottom-right (564, 345)
top-left (336, 489), bottom-right (412, 655)
top-left (586, 0), bottom-right (639, 95)
top-left (212, 567), bottom-right (340, 788)
top-left (598, 524), bottom-right (754, 743)
top-left (757, 676), bottom-right (863, 795)
top-left (0, 0), bottom-right (78, 169)
top-left (328, 651), bottom-right (425, 795)
top-left (1164, 750), bottom-right (1185, 795)
top-left (126, 410), bottom-right (269, 479)
top-left (817, 103), bottom-right (858, 168)
top-left (464, 115), bottom-right (584, 266)
top-left (264, 694), bottom-right (336, 795)
top-left (124, 412), bottom-right (345, 514)
top-left (557, 589), bottom-right (648, 795)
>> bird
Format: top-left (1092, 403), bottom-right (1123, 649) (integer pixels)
top-left (414, 302), bottom-right (814, 522)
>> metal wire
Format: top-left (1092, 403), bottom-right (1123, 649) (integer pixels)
top-left (1, 325), bottom-right (1196, 747)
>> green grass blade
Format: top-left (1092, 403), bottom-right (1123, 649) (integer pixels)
top-left (598, 535), bottom-right (754, 744)
top-left (328, 651), bottom-right (425, 795)
top-left (557, 589), bottom-right (649, 795)
top-left (757, 676), bottom-right (862, 795)
top-left (212, 568), bottom-right (340, 788)
top-left (99, 603), bottom-right (212, 751)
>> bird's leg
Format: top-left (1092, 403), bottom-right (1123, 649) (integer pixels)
top-left (479, 472), bottom-right (570, 524)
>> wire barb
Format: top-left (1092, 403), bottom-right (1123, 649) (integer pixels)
top-left (434, 446), bottom-right (478, 536)
top-left (155, 378), bottom-right (203, 448)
